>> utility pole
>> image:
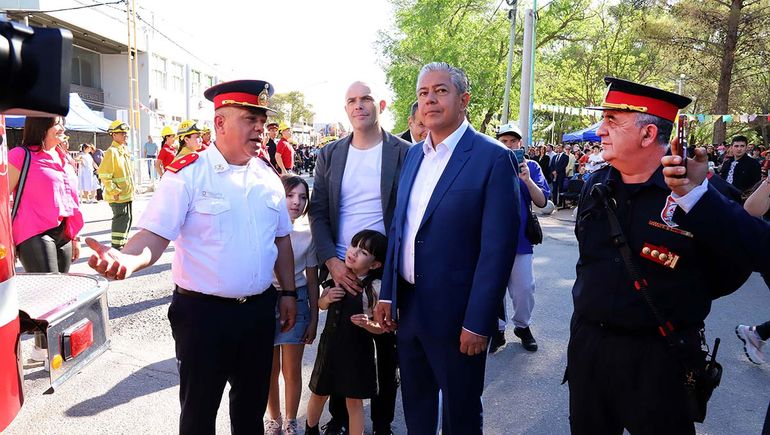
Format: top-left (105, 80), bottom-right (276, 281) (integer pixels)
top-left (518, 8), bottom-right (535, 150)
top-left (126, 0), bottom-right (141, 159)
top-left (501, 0), bottom-right (518, 125)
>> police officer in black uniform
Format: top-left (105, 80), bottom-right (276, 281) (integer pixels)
top-left (567, 77), bottom-right (750, 434)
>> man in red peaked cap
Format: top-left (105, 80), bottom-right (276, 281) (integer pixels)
top-left (87, 79), bottom-right (297, 434)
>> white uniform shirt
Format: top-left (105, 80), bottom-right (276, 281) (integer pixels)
top-left (138, 144), bottom-right (292, 298)
top-left (336, 142), bottom-right (386, 259)
top-left (400, 120), bottom-right (468, 284)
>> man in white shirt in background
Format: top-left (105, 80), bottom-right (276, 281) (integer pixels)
top-left (309, 81), bottom-right (410, 435)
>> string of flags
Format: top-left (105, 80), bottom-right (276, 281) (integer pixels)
top-left (680, 113), bottom-right (770, 124)
top-left (534, 103), bottom-right (770, 124)
top-left (534, 103), bottom-right (603, 117)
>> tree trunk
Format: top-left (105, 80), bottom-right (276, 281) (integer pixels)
top-left (480, 109), bottom-right (494, 134)
top-left (711, 0), bottom-right (743, 145)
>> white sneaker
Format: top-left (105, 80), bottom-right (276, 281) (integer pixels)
top-left (29, 346), bottom-right (47, 362)
top-left (283, 419), bottom-right (299, 435)
top-left (735, 324), bottom-right (766, 364)
top-left (264, 415), bottom-right (283, 435)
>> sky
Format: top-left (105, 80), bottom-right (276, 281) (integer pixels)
top-left (146, 0), bottom-right (397, 129)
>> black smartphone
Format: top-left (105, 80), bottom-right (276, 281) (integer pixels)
top-left (673, 115), bottom-right (688, 161)
top-left (513, 149), bottom-right (525, 164)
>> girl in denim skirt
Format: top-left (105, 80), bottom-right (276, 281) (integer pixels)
top-left (264, 175), bottom-right (319, 435)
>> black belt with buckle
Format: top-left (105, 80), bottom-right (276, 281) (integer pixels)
top-left (175, 286), bottom-right (262, 304)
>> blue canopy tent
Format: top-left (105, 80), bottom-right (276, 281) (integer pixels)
top-left (4, 93), bottom-right (111, 132)
top-left (562, 121), bottom-right (601, 143)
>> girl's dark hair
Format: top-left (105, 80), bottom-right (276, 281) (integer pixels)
top-left (350, 229), bottom-right (388, 309)
top-left (22, 117), bottom-right (61, 149)
top-left (280, 175), bottom-right (311, 216)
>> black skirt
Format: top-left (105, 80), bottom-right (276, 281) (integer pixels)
top-left (309, 290), bottom-right (377, 399)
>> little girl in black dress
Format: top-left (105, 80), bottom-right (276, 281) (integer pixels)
top-left (305, 230), bottom-right (388, 435)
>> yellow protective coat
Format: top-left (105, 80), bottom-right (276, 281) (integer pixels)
top-left (97, 141), bottom-right (134, 203)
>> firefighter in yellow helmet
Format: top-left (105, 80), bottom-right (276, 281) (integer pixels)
top-left (275, 121), bottom-right (294, 175)
top-left (97, 120), bottom-right (135, 249)
top-left (174, 120), bottom-right (203, 161)
top-left (155, 125), bottom-right (176, 177)
top-left (199, 124), bottom-right (212, 151)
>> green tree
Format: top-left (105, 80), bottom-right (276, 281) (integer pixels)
top-left (645, 0), bottom-right (770, 144)
top-left (378, 0), bottom-right (592, 134)
top-left (271, 91), bottom-right (315, 126)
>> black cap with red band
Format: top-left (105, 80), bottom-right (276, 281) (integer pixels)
top-left (588, 77), bottom-right (692, 123)
top-left (204, 79), bottom-right (278, 116)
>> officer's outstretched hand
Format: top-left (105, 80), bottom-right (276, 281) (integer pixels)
top-left (460, 329), bottom-right (488, 356)
top-left (661, 147), bottom-right (709, 197)
top-left (278, 296), bottom-right (297, 333)
top-left (373, 301), bottom-right (397, 332)
top-left (86, 237), bottom-right (132, 280)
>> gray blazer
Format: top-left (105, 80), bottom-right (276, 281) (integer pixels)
top-left (309, 129), bottom-right (411, 264)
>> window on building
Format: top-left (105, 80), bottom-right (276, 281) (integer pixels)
top-left (191, 70), bottom-right (201, 96)
top-left (204, 74), bottom-right (214, 89)
top-left (172, 116), bottom-right (182, 123)
top-left (171, 62), bottom-right (184, 93)
top-left (71, 46), bottom-right (101, 88)
top-left (152, 54), bottom-right (167, 89)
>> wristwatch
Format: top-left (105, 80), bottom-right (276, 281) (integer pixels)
top-left (277, 290), bottom-right (298, 298)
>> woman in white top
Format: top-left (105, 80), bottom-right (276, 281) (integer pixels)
top-left (77, 143), bottom-right (99, 203)
top-left (265, 175), bottom-right (319, 435)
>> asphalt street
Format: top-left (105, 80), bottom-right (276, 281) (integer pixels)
top-left (5, 183), bottom-right (769, 434)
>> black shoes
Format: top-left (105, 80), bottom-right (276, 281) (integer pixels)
top-left (489, 330), bottom-right (507, 353)
top-left (305, 422), bottom-right (321, 435)
top-left (514, 327), bottom-right (538, 352)
top-left (372, 427), bottom-right (394, 435)
top-left (321, 421), bottom-right (349, 435)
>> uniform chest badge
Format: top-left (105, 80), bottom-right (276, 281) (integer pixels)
top-left (647, 220), bottom-right (693, 238)
top-left (640, 242), bottom-right (680, 269)
top-left (660, 195), bottom-right (678, 227)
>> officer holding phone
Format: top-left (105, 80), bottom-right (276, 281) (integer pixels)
top-left (490, 123), bottom-right (551, 353)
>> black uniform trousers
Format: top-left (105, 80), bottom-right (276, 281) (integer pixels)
top-left (567, 315), bottom-right (699, 435)
top-left (328, 332), bottom-right (399, 432)
top-left (168, 287), bottom-right (277, 435)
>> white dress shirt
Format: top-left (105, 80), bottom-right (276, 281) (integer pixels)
top-left (670, 178), bottom-right (709, 213)
top-left (139, 144), bottom-right (292, 298)
top-left (400, 120), bottom-right (469, 284)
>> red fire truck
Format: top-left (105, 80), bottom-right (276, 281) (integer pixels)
top-left (0, 116), bottom-right (110, 431)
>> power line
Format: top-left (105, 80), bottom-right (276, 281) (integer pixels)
top-left (135, 13), bottom-right (226, 78)
top-left (5, 0), bottom-right (125, 14)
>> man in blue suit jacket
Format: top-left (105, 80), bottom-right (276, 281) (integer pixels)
top-left (374, 62), bottom-right (521, 434)
top-left (662, 149), bottom-right (770, 435)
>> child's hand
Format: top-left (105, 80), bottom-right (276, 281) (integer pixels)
top-left (321, 286), bottom-right (345, 304)
top-left (350, 314), bottom-right (371, 328)
top-left (302, 319), bottom-right (318, 345)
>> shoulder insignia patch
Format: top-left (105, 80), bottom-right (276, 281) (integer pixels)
top-left (165, 152), bottom-right (200, 173)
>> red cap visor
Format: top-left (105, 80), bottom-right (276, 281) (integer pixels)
top-left (601, 90), bottom-right (680, 122)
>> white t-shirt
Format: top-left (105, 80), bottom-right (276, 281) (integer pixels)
top-left (274, 218), bottom-right (317, 289)
top-left (335, 142), bottom-right (386, 258)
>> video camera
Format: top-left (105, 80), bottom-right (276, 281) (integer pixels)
top-left (0, 15), bottom-right (72, 116)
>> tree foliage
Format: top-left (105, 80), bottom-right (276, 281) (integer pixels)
top-left (379, 0), bottom-right (770, 144)
top-left (271, 91), bottom-right (315, 125)
top-left (646, 0), bottom-right (770, 144)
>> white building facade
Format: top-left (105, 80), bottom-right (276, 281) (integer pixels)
top-left (2, 0), bottom-right (224, 155)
